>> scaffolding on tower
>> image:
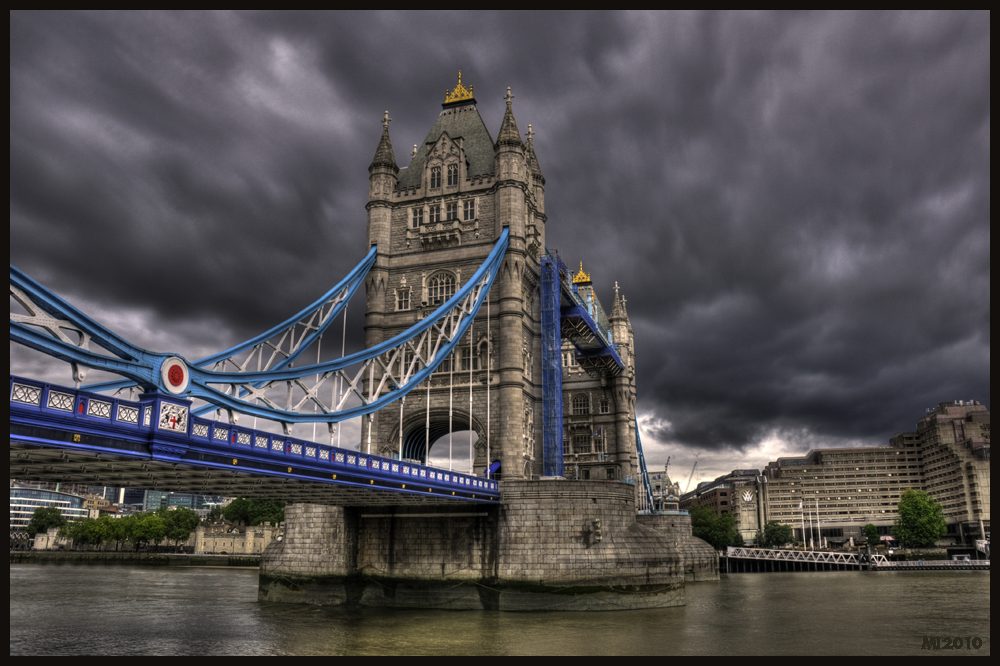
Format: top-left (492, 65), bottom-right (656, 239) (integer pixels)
top-left (540, 251), bottom-right (566, 477)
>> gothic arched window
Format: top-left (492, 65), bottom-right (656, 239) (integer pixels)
top-left (430, 167), bottom-right (442, 189)
top-left (572, 394), bottom-right (589, 416)
top-left (428, 272), bottom-right (456, 305)
top-left (461, 347), bottom-right (480, 371)
top-left (447, 164), bottom-right (459, 186)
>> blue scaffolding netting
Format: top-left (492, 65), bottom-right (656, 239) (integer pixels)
top-left (540, 251), bottom-right (565, 477)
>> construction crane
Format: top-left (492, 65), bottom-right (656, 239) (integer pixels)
top-left (684, 459), bottom-right (699, 494)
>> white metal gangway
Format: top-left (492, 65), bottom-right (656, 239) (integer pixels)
top-left (725, 547), bottom-right (888, 566)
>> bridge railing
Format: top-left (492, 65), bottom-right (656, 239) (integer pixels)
top-left (10, 374), bottom-right (499, 499)
top-left (873, 560), bottom-right (990, 568)
top-left (725, 547), bottom-right (888, 565)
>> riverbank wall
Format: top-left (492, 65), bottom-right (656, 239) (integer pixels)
top-left (10, 551), bottom-right (259, 567)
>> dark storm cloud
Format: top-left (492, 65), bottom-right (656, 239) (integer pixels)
top-left (10, 12), bottom-right (990, 475)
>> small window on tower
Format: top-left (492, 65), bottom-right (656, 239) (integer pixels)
top-left (430, 206), bottom-right (441, 223)
top-left (600, 398), bottom-right (610, 414)
top-left (397, 288), bottom-right (410, 311)
top-left (447, 164), bottom-right (459, 186)
top-left (430, 167), bottom-right (442, 189)
top-left (464, 199), bottom-right (476, 220)
top-left (572, 395), bottom-right (589, 416)
top-left (411, 208), bottom-right (423, 229)
top-left (446, 202), bottom-right (458, 220)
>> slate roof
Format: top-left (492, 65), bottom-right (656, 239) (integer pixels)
top-left (369, 125), bottom-right (398, 173)
top-left (495, 101), bottom-right (523, 149)
top-left (525, 137), bottom-right (543, 180)
top-left (397, 101), bottom-right (496, 189)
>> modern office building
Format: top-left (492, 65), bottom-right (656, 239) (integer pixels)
top-left (891, 400), bottom-right (989, 543)
top-left (747, 401), bottom-right (989, 546)
top-left (9, 482), bottom-right (88, 531)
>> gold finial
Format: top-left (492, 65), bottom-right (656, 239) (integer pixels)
top-left (444, 70), bottom-right (475, 104)
top-left (572, 262), bottom-right (591, 284)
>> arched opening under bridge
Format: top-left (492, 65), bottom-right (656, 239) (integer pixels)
top-left (398, 412), bottom-right (482, 468)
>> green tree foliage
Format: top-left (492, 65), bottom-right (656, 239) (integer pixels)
top-left (223, 498), bottom-right (285, 526)
top-left (893, 488), bottom-right (947, 547)
top-left (48, 509), bottom-right (199, 551)
top-left (690, 505), bottom-right (744, 550)
top-left (61, 517), bottom-right (110, 547)
top-left (26, 506), bottom-right (67, 538)
top-left (115, 512), bottom-right (168, 551)
top-left (755, 521), bottom-right (795, 549)
top-left (157, 507), bottom-right (201, 546)
top-left (206, 505), bottom-right (225, 522)
top-left (863, 523), bottom-right (882, 548)
top-left (104, 515), bottom-right (130, 551)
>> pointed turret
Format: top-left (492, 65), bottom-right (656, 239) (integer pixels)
top-left (495, 87), bottom-right (524, 149)
top-left (610, 284), bottom-right (629, 321)
top-left (494, 87), bottom-right (527, 194)
top-left (369, 110), bottom-right (399, 175)
top-left (367, 111), bottom-right (397, 250)
top-left (524, 124), bottom-right (544, 182)
top-left (610, 282), bottom-right (623, 319)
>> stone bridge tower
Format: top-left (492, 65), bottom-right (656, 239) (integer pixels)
top-left (363, 74), bottom-right (547, 479)
top-left (259, 76), bottom-right (717, 610)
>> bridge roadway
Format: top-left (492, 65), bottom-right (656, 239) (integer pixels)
top-left (10, 375), bottom-right (499, 506)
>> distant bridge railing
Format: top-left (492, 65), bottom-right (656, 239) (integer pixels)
top-left (725, 547), bottom-right (989, 570)
top-left (726, 547), bottom-right (887, 566)
top-left (876, 559), bottom-right (989, 569)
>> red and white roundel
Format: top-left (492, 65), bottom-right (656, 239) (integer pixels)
top-left (160, 357), bottom-right (189, 395)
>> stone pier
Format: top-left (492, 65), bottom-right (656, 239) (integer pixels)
top-left (259, 480), bottom-right (717, 611)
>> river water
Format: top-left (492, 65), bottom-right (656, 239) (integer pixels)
top-left (9, 564), bottom-right (989, 655)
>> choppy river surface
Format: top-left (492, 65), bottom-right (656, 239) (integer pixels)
top-left (10, 564), bottom-right (989, 655)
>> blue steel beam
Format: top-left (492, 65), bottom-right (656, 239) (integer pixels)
top-left (9, 230), bottom-right (508, 425)
top-left (634, 416), bottom-right (655, 513)
top-left (83, 245), bottom-right (379, 395)
top-left (10, 375), bottom-right (499, 502)
top-left (553, 264), bottom-right (623, 376)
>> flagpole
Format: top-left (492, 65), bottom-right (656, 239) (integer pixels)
top-left (799, 502), bottom-right (805, 549)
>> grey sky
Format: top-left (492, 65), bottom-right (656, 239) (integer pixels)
top-left (10, 11), bottom-right (990, 486)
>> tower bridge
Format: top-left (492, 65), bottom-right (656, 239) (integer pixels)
top-left (10, 74), bottom-right (717, 610)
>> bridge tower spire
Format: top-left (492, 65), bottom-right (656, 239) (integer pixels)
top-left (609, 284), bottom-right (637, 492)
top-left (493, 87), bottom-right (534, 479)
top-left (365, 110), bottom-right (399, 441)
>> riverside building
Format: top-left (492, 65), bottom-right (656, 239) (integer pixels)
top-left (735, 401), bottom-right (990, 546)
top-left (9, 482), bottom-right (88, 531)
